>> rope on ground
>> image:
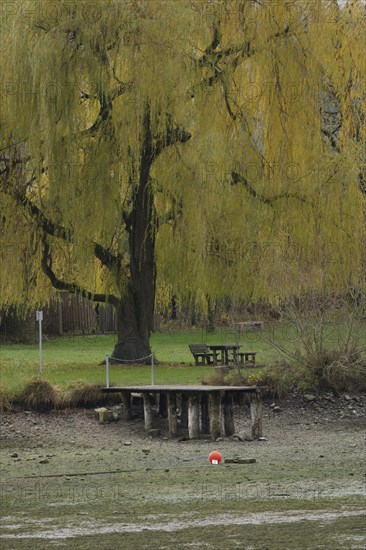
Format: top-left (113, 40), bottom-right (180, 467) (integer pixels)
top-left (109, 353), bottom-right (153, 364)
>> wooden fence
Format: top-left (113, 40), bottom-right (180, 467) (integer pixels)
top-left (0, 293), bottom-right (117, 343)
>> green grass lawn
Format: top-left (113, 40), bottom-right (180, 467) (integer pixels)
top-left (1, 322), bottom-right (364, 392)
top-left (0, 327), bottom-right (273, 392)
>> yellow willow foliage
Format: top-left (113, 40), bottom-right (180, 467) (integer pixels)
top-left (0, 0), bottom-right (365, 314)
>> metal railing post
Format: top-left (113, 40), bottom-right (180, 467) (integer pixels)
top-left (151, 352), bottom-right (154, 385)
top-left (106, 354), bottom-right (109, 388)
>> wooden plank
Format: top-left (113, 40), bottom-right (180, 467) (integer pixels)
top-left (143, 393), bottom-right (154, 431)
top-left (188, 394), bottom-right (200, 439)
top-left (167, 393), bottom-right (178, 438)
top-left (102, 385), bottom-right (259, 393)
top-left (250, 393), bottom-right (263, 439)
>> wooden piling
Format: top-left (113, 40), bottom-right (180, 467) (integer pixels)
top-left (158, 393), bottom-right (167, 418)
top-left (200, 394), bottom-right (210, 434)
top-left (143, 393), bottom-right (154, 431)
top-left (121, 393), bottom-right (132, 420)
top-left (180, 394), bottom-right (188, 429)
top-left (209, 393), bottom-right (221, 440)
top-left (250, 392), bottom-right (263, 439)
top-left (222, 392), bottom-right (235, 436)
top-left (167, 393), bottom-right (178, 438)
top-left (188, 394), bottom-right (200, 439)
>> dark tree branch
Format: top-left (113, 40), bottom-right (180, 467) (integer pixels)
top-left (93, 242), bottom-right (122, 271)
top-left (0, 175), bottom-right (71, 240)
top-left (153, 127), bottom-right (192, 159)
top-left (222, 78), bottom-right (237, 121)
top-left (0, 174), bottom-right (122, 270)
top-left (231, 171), bottom-right (307, 205)
top-left (111, 81), bottom-right (134, 101)
top-left (321, 127), bottom-right (341, 152)
top-left (0, 139), bottom-right (28, 154)
top-left (197, 21), bottom-right (222, 67)
top-left (41, 236), bottom-right (119, 306)
top-left (189, 41), bottom-right (254, 99)
top-left (81, 79), bottom-right (134, 136)
top-left (358, 172), bottom-right (366, 196)
top-left (81, 92), bottom-right (113, 136)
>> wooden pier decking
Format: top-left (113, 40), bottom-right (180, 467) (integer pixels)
top-left (101, 385), bottom-right (264, 440)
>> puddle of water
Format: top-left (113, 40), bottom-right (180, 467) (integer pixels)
top-left (0, 509), bottom-right (365, 540)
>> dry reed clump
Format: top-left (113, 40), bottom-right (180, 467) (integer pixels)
top-left (318, 352), bottom-right (366, 393)
top-left (17, 377), bottom-right (62, 412)
top-left (201, 371), bottom-right (225, 386)
top-left (0, 387), bottom-right (13, 412)
top-left (203, 362), bottom-right (295, 399)
top-left (65, 381), bottom-right (122, 408)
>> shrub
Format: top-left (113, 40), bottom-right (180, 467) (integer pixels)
top-left (17, 377), bottom-right (62, 412)
top-left (202, 371), bottom-right (225, 386)
top-left (265, 294), bottom-right (366, 393)
top-left (311, 350), bottom-right (366, 393)
top-left (225, 363), bottom-right (296, 399)
top-left (66, 381), bottom-right (122, 408)
top-left (202, 363), bottom-right (296, 398)
top-left (0, 387), bottom-right (13, 412)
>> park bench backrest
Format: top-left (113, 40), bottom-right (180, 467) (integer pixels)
top-left (189, 344), bottom-right (210, 355)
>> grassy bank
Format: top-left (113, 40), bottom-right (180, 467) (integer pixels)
top-left (0, 327), bottom-right (275, 392)
top-left (1, 322), bottom-right (365, 396)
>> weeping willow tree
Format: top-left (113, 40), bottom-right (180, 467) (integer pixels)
top-left (0, 0), bottom-right (365, 359)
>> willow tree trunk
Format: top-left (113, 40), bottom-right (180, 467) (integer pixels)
top-left (111, 104), bottom-right (156, 362)
top-left (111, 215), bottom-right (155, 361)
top-left (111, 289), bottom-right (153, 362)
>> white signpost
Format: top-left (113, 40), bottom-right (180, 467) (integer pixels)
top-left (36, 310), bottom-right (43, 377)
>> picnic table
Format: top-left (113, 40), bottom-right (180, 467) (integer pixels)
top-left (189, 344), bottom-right (257, 367)
top-left (208, 344), bottom-right (241, 366)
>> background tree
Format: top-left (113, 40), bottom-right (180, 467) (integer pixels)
top-left (1, 0), bottom-right (365, 360)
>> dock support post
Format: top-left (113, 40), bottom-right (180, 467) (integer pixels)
top-left (121, 393), bottom-right (132, 420)
top-left (143, 393), bottom-right (154, 431)
top-left (200, 394), bottom-right (210, 435)
top-left (250, 392), bottom-right (263, 439)
top-left (158, 393), bottom-right (167, 418)
top-left (167, 393), bottom-right (178, 438)
top-left (222, 392), bottom-right (235, 436)
top-left (180, 394), bottom-right (188, 429)
top-left (209, 393), bottom-right (221, 441)
top-left (188, 394), bottom-right (200, 439)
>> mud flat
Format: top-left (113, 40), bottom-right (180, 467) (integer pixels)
top-left (1, 396), bottom-right (365, 549)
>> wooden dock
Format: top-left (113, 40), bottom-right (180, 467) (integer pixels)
top-left (101, 385), bottom-right (264, 440)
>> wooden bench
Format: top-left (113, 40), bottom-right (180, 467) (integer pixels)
top-left (189, 344), bottom-right (214, 366)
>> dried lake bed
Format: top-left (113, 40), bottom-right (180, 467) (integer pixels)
top-left (1, 395), bottom-right (365, 549)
